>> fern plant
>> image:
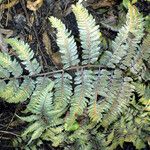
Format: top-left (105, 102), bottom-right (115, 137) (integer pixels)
top-left (0, 1), bottom-right (149, 149)
top-left (0, 38), bottom-right (41, 103)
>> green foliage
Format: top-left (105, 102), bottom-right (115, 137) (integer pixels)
top-left (0, 52), bottom-right (22, 77)
top-left (0, 38), bottom-right (41, 103)
top-left (0, 2), bottom-right (150, 150)
top-left (53, 72), bottom-right (72, 109)
top-left (72, 3), bottom-right (101, 64)
top-left (107, 4), bottom-right (144, 69)
top-left (6, 38), bottom-right (41, 75)
top-left (49, 17), bottom-right (79, 68)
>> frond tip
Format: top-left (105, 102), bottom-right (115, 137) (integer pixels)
top-left (107, 4), bottom-right (144, 69)
top-left (72, 3), bottom-right (101, 64)
top-left (49, 16), bottom-right (79, 69)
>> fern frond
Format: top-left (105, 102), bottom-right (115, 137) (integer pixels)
top-left (49, 17), bottom-right (79, 68)
top-left (102, 77), bottom-right (134, 127)
top-left (72, 3), bottom-right (101, 64)
top-left (6, 38), bottom-right (41, 75)
top-left (21, 117), bottom-right (63, 145)
top-left (136, 84), bottom-right (150, 112)
top-left (0, 52), bottom-right (22, 77)
top-left (141, 34), bottom-right (150, 64)
top-left (20, 77), bottom-right (64, 144)
top-left (27, 77), bottom-right (54, 114)
top-left (130, 34), bottom-right (150, 75)
top-left (0, 81), bottom-right (6, 93)
top-left (0, 66), bottom-right (10, 78)
top-left (90, 70), bottom-right (123, 123)
top-left (0, 80), bottom-right (19, 100)
top-left (120, 44), bottom-right (137, 70)
top-left (107, 4), bottom-right (144, 69)
top-left (133, 82), bottom-right (146, 96)
top-left (99, 51), bottom-right (112, 66)
top-left (127, 5), bottom-right (144, 42)
top-left (42, 126), bottom-right (65, 147)
top-left (26, 77), bottom-right (64, 125)
top-left (66, 69), bottom-right (94, 128)
top-left (22, 122), bottom-right (42, 136)
top-left (88, 98), bottom-right (100, 123)
top-left (6, 78), bottom-right (35, 103)
top-left (130, 51), bottom-right (144, 75)
top-left (54, 72), bottom-right (72, 109)
top-left (106, 102), bottom-right (149, 150)
top-left (68, 128), bottom-right (92, 150)
top-left (17, 115), bottom-right (39, 122)
top-left (88, 69), bottom-right (134, 127)
top-left (88, 69), bottom-right (111, 122)
top-left (27, 126), bottom-right (45, 145)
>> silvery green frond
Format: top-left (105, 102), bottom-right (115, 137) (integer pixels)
top-left (6, 38), bottom-right (41, 75)
top-left (49, 17), bottom-right (79, 68)
top-left (72, 3), bottom-right (101, 64)
top-left (0, 52), bottom-right (22, 77)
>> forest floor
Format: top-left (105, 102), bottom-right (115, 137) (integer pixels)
top-left (0, 0), bottom-right (150, 149)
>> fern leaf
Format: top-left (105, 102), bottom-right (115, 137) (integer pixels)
top-left (107, 4), bottom-right (144, 69)
top-left (88, 98), bottom-right (100, 123)
top-left (42, 126), bottom-right (64, 147)
top-left (89, 70), bottom-right (123, 124)
top-left (27, 77), bottom-right (54, 114)
top-left (68, 128), bottom-right (92, 150)
top-left (102, 77), bottom-right (134, 127)
top-left (0, 66), bottom-right (10, 78)
top-left (127, 5), bottom-right (144, 42)
top-left (130, 50), bottom-right (144, 75)
top-left (21, 118), bottom-right (63, 144)
top-left (130, 34), bottom-right (150, 75)
top-left (26, 77), bottom-right (63, 123)
top-left (17, 115), bottom-right (39, 122)
top-left (133, 82), bottom-right (145, 96)
top-left (131, 33), bottom-right (150, 75)
top-left (72, 3), bottom-right (101, 64)
top-left (99, 51), bottom-right (112, 66)
top-left (27, 126), bottom-right (45, 145)
top-left (20, 78), bottom-right (64, 144)
top-left (49, 17), bottom-right (79, 68)
top-left (6, 38), bottom-right (41, 75)
top-left (54, 72), bottom-right (72, 109)
top-left (0, 81), bottom-right (6, 93)
top-left (0, 80), bottom-right (19, 100)
top-left (6, 78), bottom-right (35, 103)
top-left (0, 52), bottom-right (22, 77)
top-left (2, 2), bottom-right (148, 148)
top-left (88, 70), bottom-right (123, 126)
top-left (22, 121), bottom-right (42, 138)
top-left (88, 69), bottom-right (111, 122)
top-left (66, 69), bottom-right (94, 127)
top-left (141, 34), bottom-right (150, 63)
top-left (120, 44), bottom-right (137, 70)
